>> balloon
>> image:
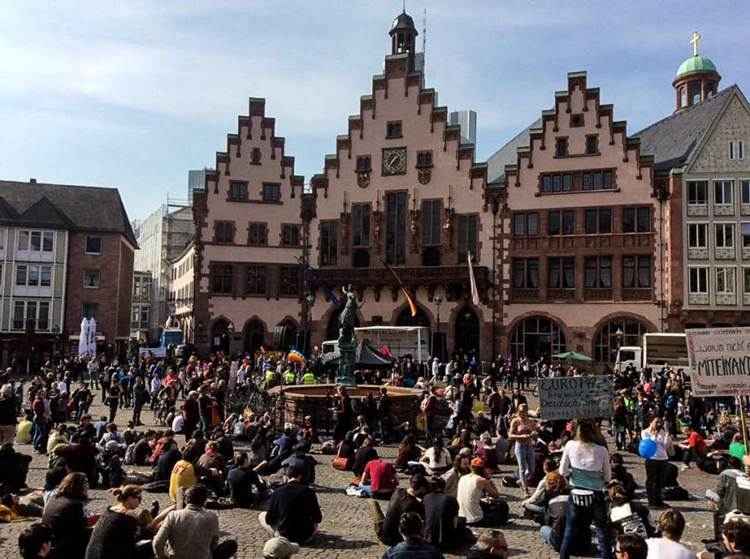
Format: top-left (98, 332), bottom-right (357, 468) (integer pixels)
top-left (730, 441), bottom-right (746, 460)
top-left (287, 350), bottom-right (305, 364)
top-left (639, 438), bottom-right (658, 459)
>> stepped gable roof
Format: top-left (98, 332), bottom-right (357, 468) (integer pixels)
top-left (486, 118), bottom-right (542, 186)
top-left (633, 85), bottom-right (736, 171)
top-left (0, 180), bottom-right (137, 246)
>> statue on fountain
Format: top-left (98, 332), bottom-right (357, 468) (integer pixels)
top-left (336, 285), bottom-right (361, 386)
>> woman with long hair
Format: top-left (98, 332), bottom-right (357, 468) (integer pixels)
top-left (419, 436), bottom-right (452, 476)
top-left (42, 472), bottom-right (90, 559)
top-left (508, 403), bottom-right (537, 496)
top-left (558, 419), bottom-right (613, 559)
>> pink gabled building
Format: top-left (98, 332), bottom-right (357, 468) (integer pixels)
top-left (488, 72), bottom-right (664, 364)
top-left (193, 99), bottom-right (305, 355)
top-left (307, 12), bottom-right (495, 361)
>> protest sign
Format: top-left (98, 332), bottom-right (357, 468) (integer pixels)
top-left (538, 376), bottom-right (613, 420)
top-left (686, 327), bottom-right (750, 397)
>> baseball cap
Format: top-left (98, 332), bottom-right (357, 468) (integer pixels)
top-left (263, 536), bottom-right (300, 558)
top-left (471, 457), bottom-right (485, 469)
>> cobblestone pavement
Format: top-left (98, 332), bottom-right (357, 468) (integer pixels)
top-left (0, 397), bottom-right (717, 558)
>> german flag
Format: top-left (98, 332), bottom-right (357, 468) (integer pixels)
top-left (381, 259), bottom-right (418, 317)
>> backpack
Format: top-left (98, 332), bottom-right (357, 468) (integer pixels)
top-left (124, 443), bottom-right (137, 466)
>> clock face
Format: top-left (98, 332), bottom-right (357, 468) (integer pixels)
top-left (382, 148), bottom-right (407, 176)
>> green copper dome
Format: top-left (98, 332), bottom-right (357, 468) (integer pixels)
top-left (676, 55), bottom-right (717, 78)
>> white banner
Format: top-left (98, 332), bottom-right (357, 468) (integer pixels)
top-left (686, 327), bottom-right (750, 397)
top-left (538, 376), bottom-right (613, 420)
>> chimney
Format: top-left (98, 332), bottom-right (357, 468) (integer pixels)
top-left (29, 178), bottom-right (37, 183)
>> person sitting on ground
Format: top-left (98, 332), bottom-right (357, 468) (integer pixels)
top-left (457, 458), bottom-right (507, 527)
top-left (608, 481), bottom-right (655, 539)
top-left (130, 431), bottom-right (155, 466)
top-left (18, 522), bottom-right (54, 559)
top-left (375, 473), bottom-right (429, 546)
top-left (610, 453), bottom-right (638, 500)
top-left (169, 452), bottom-right (197, 504)
top-left (46, 424), bottom-right (69, 456)
top-left (0, 442), bottom-right (32, 492)
top-left (381, 511), bottom-right (444, 559)
top-left (84, 485), bottom-right (159, 559)
top-left (698, 518), bottom-right (750, 559)
top-left (466, 530), bottom-right (510, 559)
top-left (227, 451), bottom-right (265, 507)
top-left (42, 472), bottom-right (90, 559)
top-left (98, 423), bottom-right (125, 451)
top-left (359, 455), bottom-right (398, 499)
top-left (521, 470), bottom-right (567, 525)
top-left (394, 434), bottom-right (422, 472)
top-left (152, 439), bottom-right (180, 484)
top-left (646, 509), bottom-right (695, 559)
top-left (442, 449), bottom-right (472, 499)
top-left (196, 441), bottom-right (226, 494)
top-left (615, 534), bottom-right (649, 559)
top-left (281, 443), bottom-right (317, 486)
top-left (423, 477), bottom-right (468, 550)
top-left (352, 436), bottom-right (379, 478)
top-left (474, 432), bottom-right (499, 473)
top-left (154, 484), bottom-right (237, 559)
top-left (181, 430), bottom-right (207, 464)
top-left (259, 462), bottom-right (322, 544)
top-left (420, 437), bottom-right (452, 476)
top-left (16, 412), bottom-right (33, 445)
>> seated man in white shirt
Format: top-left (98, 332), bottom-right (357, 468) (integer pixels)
top-left (647, 509), bottom-right (695, 559)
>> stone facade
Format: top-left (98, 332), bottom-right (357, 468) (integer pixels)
top-left (193, 98), bottom-right (305, 356)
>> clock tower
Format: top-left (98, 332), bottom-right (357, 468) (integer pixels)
top-left (389, 11), bottom-right (418, 72)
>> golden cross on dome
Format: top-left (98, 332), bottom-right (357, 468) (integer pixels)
top-left (690, 31), bottom-right (702, 56)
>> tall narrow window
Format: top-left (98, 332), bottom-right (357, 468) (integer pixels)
top-left (742, 180), bottom-right (750, 204)
top-left (385, 192), bottom-right (407, 265)
top-left (548, 257), bottom-right (575, 289)
top-left (585, 135), bottom-right (599, 155)
top-left (320, 221), bottom-right (338, 266)
top-left (352, 204), bottom-right (371, 248)
top-left (714, 180), bottom-right (734, 205)
top-left (42, 232), bottom-right (54, 252)
top-left (687, 181), bottom-right (708, 205)
top-left (13, 301), bottom-right (24, 330)
top-left (512, 258), bottom-right (539, 289)
top-left (247, 222), bottom-right (268, 246)
top-left (689, 267), bottom-right (708, 294)
top-left (623, 256), bottom-right (651, 288)
top-left (688, 223), bottom-right (707, 248)
top-left (555, 138), bottom-right (568, 158)
top-left (37, 302), bottom-right (49, 331)
top-left (715, 223), bottom-right (735, 248)
top-left (457, 214), bottom-right (479, 263)
top-left (585, 256), bottom-right (612, 288)
top-left (421, 200), bottom-right (442, 247)
top-left (742, 223), bottom-right (750, 248)
top-left (716, 267), bottom-right (736, 294)
top-left (15, 264), bottom-right (27, 286)
top-left (210, 264), bottom-right (233, 294)
top-left (281, 224), bottom-right (300, 247)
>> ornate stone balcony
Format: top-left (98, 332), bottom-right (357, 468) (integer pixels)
top-left (511, 232), bottom-right (651, 253)
top-left (687, 204), bottom-right (708, 217)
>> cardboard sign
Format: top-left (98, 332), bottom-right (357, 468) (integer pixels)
top-left (538, 376), bottom-right (613, 420)
top-left (686, 327), bottom-right (750, 397)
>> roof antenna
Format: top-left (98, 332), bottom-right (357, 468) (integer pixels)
top-left (402, 0), bottom-right (406, 13)
top-left (422, 8), bottom-right (427, 73)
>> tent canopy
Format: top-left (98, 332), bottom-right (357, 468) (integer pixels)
top-left (552, 351), bottom-right (593, 362)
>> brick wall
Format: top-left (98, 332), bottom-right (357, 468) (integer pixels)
top-left (65, 232), bottom-right (134, 342)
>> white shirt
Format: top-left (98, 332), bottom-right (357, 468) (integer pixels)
top-left (559, 440), bottom-right (611, 490)
top-left (421, 447), bottom-right (452, 475)
top-left (457, 472), bottom-right (485, 523)
top-left (646, 537), bottom-right (696, 559)
top-left (640, 429), bottom-right (672, 461)
top-left (172, 414), bottom-right (185, 433)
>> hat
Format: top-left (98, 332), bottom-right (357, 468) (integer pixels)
top-left (459, 447), bottom-right (473, 457)
top-left (263, 536), bottom-right (300, 558)
top-left (471, 457), bottom-right (485, 469)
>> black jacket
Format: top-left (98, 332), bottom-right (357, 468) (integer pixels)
top-left (266, 481), bottom-right (322, 543)
top-left (42, 495), bottom-right (89, 559)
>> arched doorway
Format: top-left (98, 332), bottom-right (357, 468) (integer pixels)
top-left (593, 316), bottom-right (650, 363)
top-left (274, 318), bottom-right (299, 351)
top-left (326, 306), bottom-right (360, 341)
top-left (243, 319), bottom-right (265, 357)
top-left (395, 305), bottom-right (431, 328)
top-left (454, 307), bottom-right (480, 359)
top-left (510, 316), bottom-right (566, 362)
top-left (211, 318), bottom-right (231, 354)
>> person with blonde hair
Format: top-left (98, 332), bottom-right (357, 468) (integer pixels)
top-left (508, 403), bottom-right (537, 497)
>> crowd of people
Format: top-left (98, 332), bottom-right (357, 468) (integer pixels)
top-left (1, 349), bottom-right (750, 559)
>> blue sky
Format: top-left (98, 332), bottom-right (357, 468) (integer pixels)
top-left (1, 1), bottom-right (747, 220)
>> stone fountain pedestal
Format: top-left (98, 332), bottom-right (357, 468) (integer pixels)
top-left (268, 384), bottom-right (421, 434)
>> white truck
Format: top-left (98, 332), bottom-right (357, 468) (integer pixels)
top-left (614, 332), bottom-right (689, 372)
top-left (138, 327), bottom-right (184, 359)
top-left (321, 325), bottom-right (431, 363)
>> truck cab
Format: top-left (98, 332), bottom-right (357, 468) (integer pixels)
top-left (614, 346), bottom-right (642, 372)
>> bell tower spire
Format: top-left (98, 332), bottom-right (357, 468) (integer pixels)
top-left (389, 10), bottom-right (418, 72)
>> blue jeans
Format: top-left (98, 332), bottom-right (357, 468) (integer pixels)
top-left (514, 443), bottom-right (535, 491)
top-left (540, 525), bottom-right (556, 547)
top-left (359, 484), bottom-right (374, 497)
top-left (559, 493), bottom-right (613, 559)
top-left (32, 418), bottom-right (48, 452)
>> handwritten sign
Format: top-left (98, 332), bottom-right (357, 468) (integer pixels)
top-left (538, 376), bottom-right (613, 420)
top-left (686, 327), bottom-right (750, 397)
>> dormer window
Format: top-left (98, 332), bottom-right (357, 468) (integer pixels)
top-left (555, 138), bottom-right (569, 158)
top-left (251, 147), bottom-right (262, 165)
top-left (386, 121), bottom-right (403, 139)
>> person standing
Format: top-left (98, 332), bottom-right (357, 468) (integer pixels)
top-left (333, 385), bottom-right (353, 443)
top-left (105, 382), bottom-right (121, 424)
top-left (131, 377), bottom-right (148, 426)
top-left (31, 389), bottom-right (49, 453)
top-left (508, 403), bottom-right (537, 497)
top-left (558, 419), bottom-right (613, 559)
top-left (641, 417), bottom-right (673, 508)
top-left (0, 384), bottom-right (19, 444)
